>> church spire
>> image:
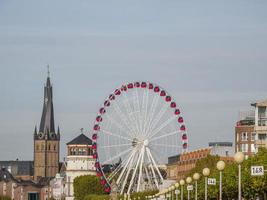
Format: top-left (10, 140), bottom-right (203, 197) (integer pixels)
top-left (39, 67), bottom-right (55, 133)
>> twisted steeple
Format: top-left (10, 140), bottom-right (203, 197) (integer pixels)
top-left (39, 66), bottom-right (55, 134)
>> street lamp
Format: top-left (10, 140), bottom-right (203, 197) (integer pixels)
top-left (186, 177), bottom-right (192, 200)
top-left (193, 173), bottom-right (200, 200)
top-left (171, 186), bottom-right (176, 200)
top-left (216, 160), bottom-right (226, 200)
top-left (168, 187), bottom-right (172, 200)
top-left (179, 179), bottom-right (185, 200)
top-left (234, 152), bottom-right (245, 200)
top-left (202, 168), bottom-right (210, 200)
top-left (175, 183), bottom-right (180, 200)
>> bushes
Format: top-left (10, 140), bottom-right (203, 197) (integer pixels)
top-left (84, 190), bottom-right (158, 200)
top-left (84, 194), bottom-right (110, 200)
top-left (0, 196), bottom-right (11, 200)
top-left (73, 175), bottom-right (106, 200)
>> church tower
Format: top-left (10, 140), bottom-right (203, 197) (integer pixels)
top-left (34, 67), bottom-right (60, 180)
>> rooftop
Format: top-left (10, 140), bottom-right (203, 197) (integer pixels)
top-left (67, 133), bottom-right (92, 145)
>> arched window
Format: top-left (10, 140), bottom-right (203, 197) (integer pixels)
top-left (54, 145), bottom-right (56, 151)
top-left (36, 145), bottom-right (39, 151)
top-left (48, 144), bottom-right (51, 151)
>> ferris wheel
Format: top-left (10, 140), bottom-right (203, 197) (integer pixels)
top-left (92, 82), bottom-right (188, 194)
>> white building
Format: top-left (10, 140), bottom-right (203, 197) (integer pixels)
top-left (208, 142), bottom-right (234, 157)
top-left (65, 133), bottom-right (96, 200)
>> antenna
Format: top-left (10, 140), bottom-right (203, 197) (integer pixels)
top-left (47, 64), bottom-right (50, 77)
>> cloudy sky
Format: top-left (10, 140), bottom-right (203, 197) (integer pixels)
top-left (0, 0), bottom-right (267, 161)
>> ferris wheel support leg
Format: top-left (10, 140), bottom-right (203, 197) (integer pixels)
top-left (136, 146), bottom-right (145, 192)
top-left (127, 148), bottom-right (143, 194)
top-left (120, 152), bottom-right (136, 195)
top-left (116, 149), bottom-right (136, 185)
top-left (144, 164), bottom-right (153, 190)
top-left (146, 147), bottom-right (164, 183)
top-left (145, 147), bottom-right (159, 189)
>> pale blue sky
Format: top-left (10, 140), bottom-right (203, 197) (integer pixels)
top-left (0, 0), bottom-right (267, 160)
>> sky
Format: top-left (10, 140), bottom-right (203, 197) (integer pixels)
top-left (0, 0), bottom-right (267, 161)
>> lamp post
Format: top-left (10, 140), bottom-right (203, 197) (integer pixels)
top-left (175, 183), bottom-right (180, 200)
top-left (186, 177), bottom-right (192, 200)
top-left (202, 168), bottom-right (210, 200)
top-left (216, 160), bottom-right (226, 200)
top-left (168, 188), bottom-right (172, 200)
top-left (171, 186), bottom-right (176, 200)
top-left (193, 173), bottom-right (200, 200)
top-left (179, 179), bottom-right (185, 200)
top-left (234, 152), bottom-right (245, 200)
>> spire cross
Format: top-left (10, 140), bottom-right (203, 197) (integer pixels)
top-left (47, 65), bottom-right (50, 77)
top-left (80, 128), bottom-right (84, 134)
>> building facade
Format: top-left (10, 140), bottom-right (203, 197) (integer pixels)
top-left (0, 168), bottom-right (53, 200)
top-left (65, 133), bottom-right (96, 200)
top-left (34, 73), bottom-right (60, 180)
top-left (208, 142), bottom-right (234, 157)
top-left (167, 148), bottom-right (211, 180)
top-left (235, 100), bottom-right (267, 157)
top-left (167, 146), bottom-right (233, 181)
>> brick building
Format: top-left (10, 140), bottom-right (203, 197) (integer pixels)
top-left (167, 146), bottom-right (233, 181)
top-left (235, 99), bottom-right (267, 157)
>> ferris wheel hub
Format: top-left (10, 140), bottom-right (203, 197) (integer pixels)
top-left (143, 139), bottom-right (149, 147)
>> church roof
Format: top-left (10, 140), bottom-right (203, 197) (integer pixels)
top-left (67, 133), bottom-right (92, 145)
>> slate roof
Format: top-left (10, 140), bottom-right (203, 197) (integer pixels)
top-left (39, 76), bottom-right (55, 134)
top-left (0, 168), bottom-right (51, 187)
top-left (0, 161), bottom-right (34, 176)
top-left (67, 133), bottom-right (92, 145)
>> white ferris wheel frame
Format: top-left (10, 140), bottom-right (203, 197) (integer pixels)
top-left (91, 81), bottom-right (188, 194)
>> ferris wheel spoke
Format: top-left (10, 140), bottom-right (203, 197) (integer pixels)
top-left (148, 103), bottom-right (169, 135)
top-left (143, 94), bottom-right (160, 137)
top-left (102, 148), bottom-right (132, 165)
top-left (113, 101), bottom-right (137, 138)
top-left (150, 143), bottom-right (181, 148)
top-left (146, 147), bottom-right (164, 183)
top-left (121, 92), bottom-right (141, 136)
top-left (101, 129), bottom-right (133, 142)
top-left (142, 89), bottom-right (149, 134)
top-left (105, 113), bottom-right (133, 139)
top-left (99, 143), bottom-right (132, 149)
top-left (107, 158), bottom-right (126, 181)
top-left (149, 130), bottom-right (180, 143)
top-left (133, 88), bottom-right (142, 134)
top-left (147, 115), bottom-right (177, 140)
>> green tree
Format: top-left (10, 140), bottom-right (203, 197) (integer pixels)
top-left (73, 175), bottom-right (106, 200)
top-left (185, 148), bottom-right (267, 200)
